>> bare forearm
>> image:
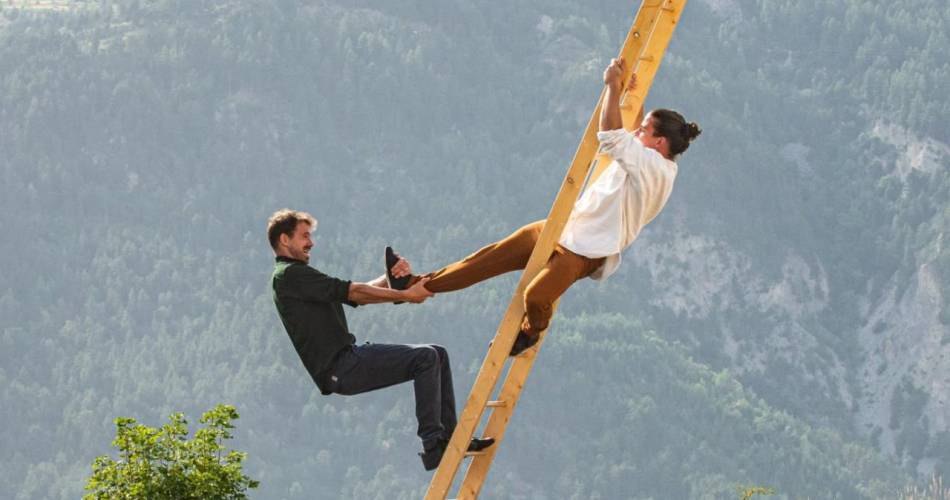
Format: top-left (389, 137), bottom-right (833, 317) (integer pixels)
top-left (347, 282), bottom-right (405, 305)
top-left (600, 83), bottom-right (623, 131)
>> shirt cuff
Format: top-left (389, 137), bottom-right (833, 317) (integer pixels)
top-left (338, 280), bottom-right (359, 308)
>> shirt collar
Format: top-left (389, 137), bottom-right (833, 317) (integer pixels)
top-left (275, 255), bottom-right (305, 264)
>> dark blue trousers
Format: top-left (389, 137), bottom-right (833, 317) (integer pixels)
top-left (324, 342), bottom-right (457, 447)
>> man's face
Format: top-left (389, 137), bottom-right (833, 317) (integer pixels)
top-left (282, 222), bottom-right (314, 263)
top-left (634, 114), bottom-right (665, 154)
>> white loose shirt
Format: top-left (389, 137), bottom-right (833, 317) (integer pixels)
top-left (558, 128), bottom-right (678, 281)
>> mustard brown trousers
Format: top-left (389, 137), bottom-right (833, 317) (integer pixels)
top-left (420, 220), bottom-right (605, 336)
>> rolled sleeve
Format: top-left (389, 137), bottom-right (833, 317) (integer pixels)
top-left (596, 129), bottom-right (634, 158)
top-left (597, 128), bottom-right (664, 175)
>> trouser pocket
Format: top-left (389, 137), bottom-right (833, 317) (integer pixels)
top-left (326, 347), bottom-right (362, 395)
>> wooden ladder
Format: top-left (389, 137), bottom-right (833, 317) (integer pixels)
top-left (424, 1), bottom-right (688, 498)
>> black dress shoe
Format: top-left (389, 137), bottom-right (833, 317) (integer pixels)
top-left (468, 437), bottom-right (495, 452)
top-left (419, 439), bottom-right (446, 471)
top-left (509, 330), bottom-right (540, 356)
top-left (385, 246), bottom-right (411, 290)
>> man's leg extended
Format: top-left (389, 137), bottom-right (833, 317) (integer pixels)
top-left (332, 343), bottom-right (448, 445)
top-left (420, 220), bottom-right (545, 293)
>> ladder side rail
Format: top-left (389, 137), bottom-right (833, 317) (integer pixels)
top-left (456, 300), bottom-right (559, 499)
top-left (426, 47), bottom-right (620, 499)
top-left (423, 113), bottom-right (601, 499)
top-left (424, 83), bottom-right (604, 500)
top-left (426, 1), bottom-right (688, 498)
top-left (458, 3), bottom-right (688, 496)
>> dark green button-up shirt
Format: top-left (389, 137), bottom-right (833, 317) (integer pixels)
top-left (272, 256), bottom-right (357, 392)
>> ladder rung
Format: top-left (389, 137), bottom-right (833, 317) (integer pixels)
top-left (485, 400), bottom-right (507, 408)
top-left (465, 451), bottom-right (489, 457)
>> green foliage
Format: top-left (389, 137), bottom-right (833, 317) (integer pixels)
top-left (84, 405), bottom-right (259, 500)
top-left (738, 485), bottom-right (775, 499)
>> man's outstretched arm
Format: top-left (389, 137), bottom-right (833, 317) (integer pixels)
top-left (348, 278), bottom-right (432, 305)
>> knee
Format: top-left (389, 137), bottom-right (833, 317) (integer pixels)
top-left (531, 220), bottom-right (545, 237)
top-left (430, 344), bottom-right (449, 364)
top-left (414, 345), bottom-right (439, 366)
top-left (523, 283), bottom-right (552, 312)
top-left (515, 221), bottom-right (543, 244)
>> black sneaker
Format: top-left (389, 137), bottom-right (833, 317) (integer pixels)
top-left (509, 330), bottom-right (540, 356)
top-left (385, 246), bottom-right (411, 290)
top-left (419, 437), bottom-right (496, 471)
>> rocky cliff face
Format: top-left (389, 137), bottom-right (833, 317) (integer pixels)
top-left (857, 123), bottom-right (950, 471)
top-left (857, 259), bottom-right (948, 471)
top-left (626, 117), bottom-right (949, 475)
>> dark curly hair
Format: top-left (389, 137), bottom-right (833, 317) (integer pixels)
top-left (267, 209), bottom-right (316, 250)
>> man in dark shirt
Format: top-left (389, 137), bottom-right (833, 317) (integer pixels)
top-left (268, 209), bottom-right (493, 470)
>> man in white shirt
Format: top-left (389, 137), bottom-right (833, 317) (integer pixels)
top-left (391, 58), bottom-right (702, 355)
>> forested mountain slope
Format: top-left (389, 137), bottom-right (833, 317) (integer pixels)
top-left (1, 0), bottom-right (946, 498)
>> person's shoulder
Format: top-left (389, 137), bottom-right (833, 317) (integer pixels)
top-left (642, 147), bottom-right (674, 168)
top-left (651, 158), bottom-right (678, 184)
top-left (284, 261), bottom-right (323, 277)
top-left (274, 260), bottom-right (318, 280)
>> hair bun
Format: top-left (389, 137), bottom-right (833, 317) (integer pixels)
top-left (685, 122), bottom-right (702, 141)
